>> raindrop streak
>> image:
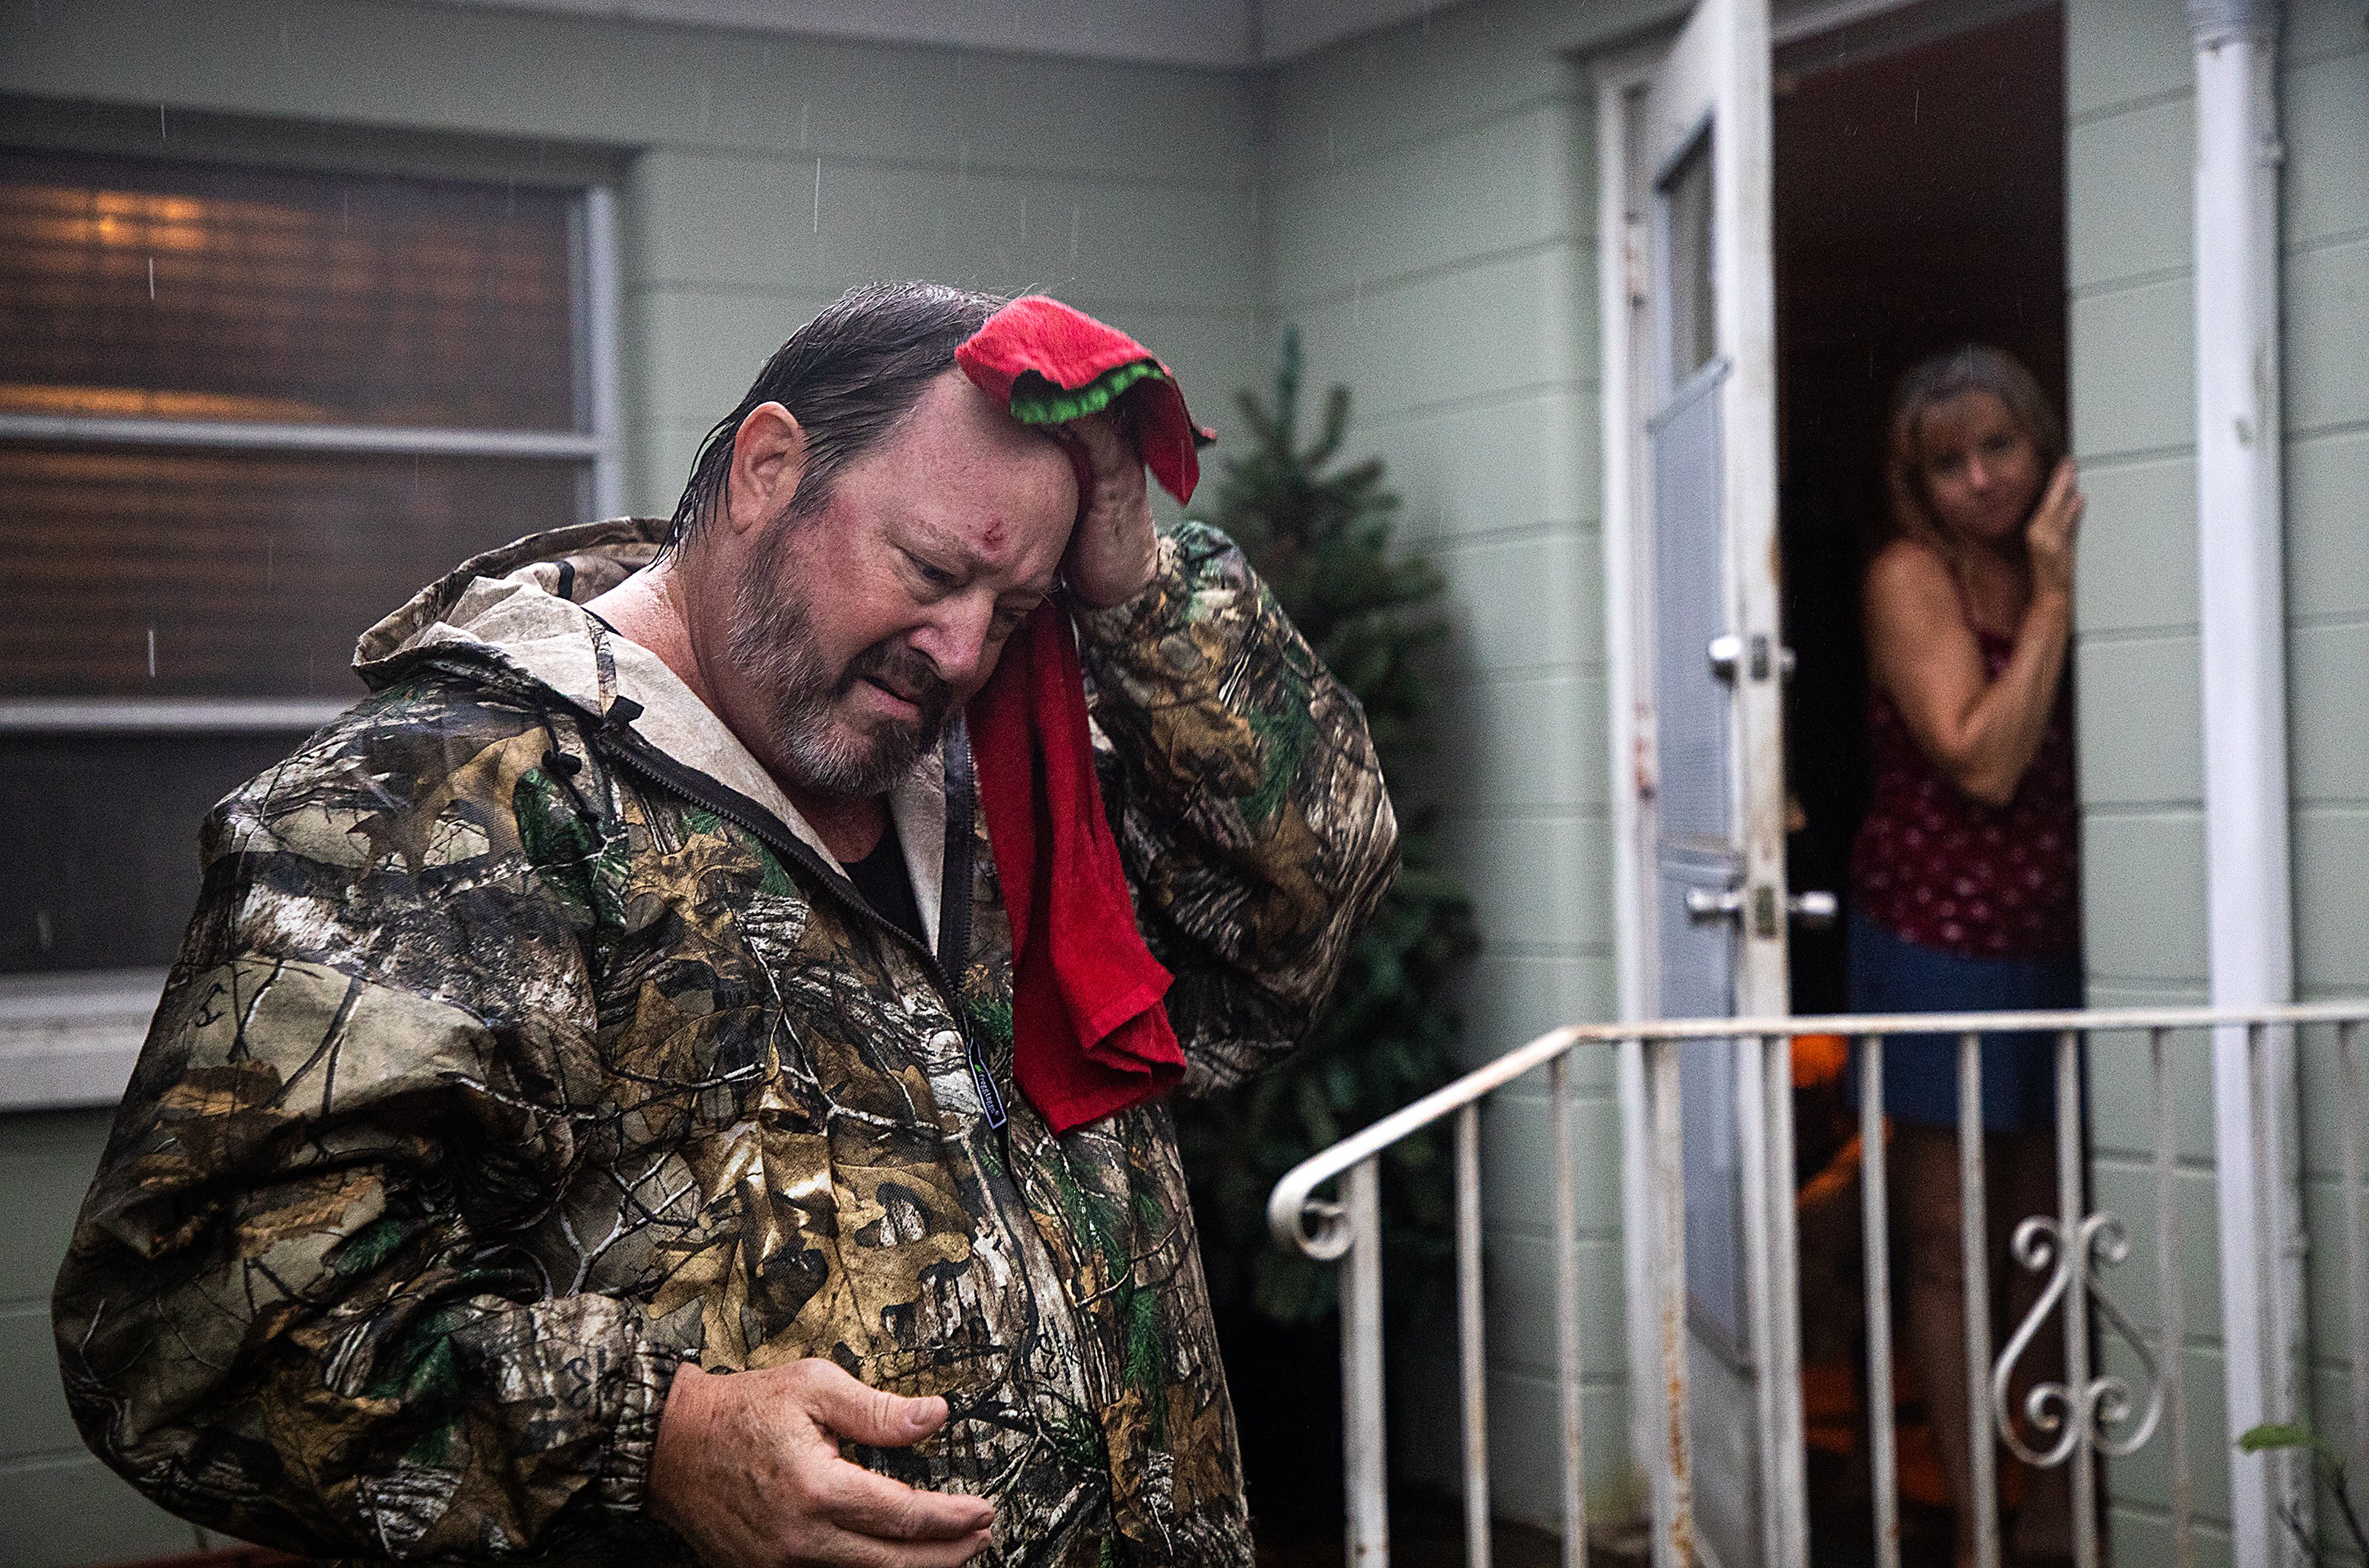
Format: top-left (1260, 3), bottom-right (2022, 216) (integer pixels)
top-left (1913, 89), bottom-right (1920, 123)
top-left (147, 626), bottom-right (157, 678)
top-left (148, 257), bottom-right (155, 299)
top-left (812, 158), bottom-right (822, 232)
top-left (158, 104), bottom-right (166, 141)
top-left (36, 911), bottom-right (53, 954)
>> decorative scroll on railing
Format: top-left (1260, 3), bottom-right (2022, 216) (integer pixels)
top-left (1994, 1210), bottom-right (2165, 1467)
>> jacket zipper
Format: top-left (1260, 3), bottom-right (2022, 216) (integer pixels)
top-left (590, 723), bottom-right (1008, 1128)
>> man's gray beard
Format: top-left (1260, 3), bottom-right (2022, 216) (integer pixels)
top-left (726, 531), bottom-right (956, 799)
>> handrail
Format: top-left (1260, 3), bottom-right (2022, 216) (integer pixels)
top-left (1265, 1000), bottom-right (2369, 1259)
top-left (1266, 1000), bottom-right (2369, 1568)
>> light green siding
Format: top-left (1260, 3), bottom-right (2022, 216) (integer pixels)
top-left (4, 0), bottom-right (2363, 1558)
top-left (1, 1108), bottom-right (207, 1566)
top-left (0, 3), bottom-right (1260, 1559)
top-left (2068, 0), bottom-right (2369, 1559)
top-left (0, 0), bottom-right (1264, 523)
top-left (1261, 0), bottom-right (1682, 1526)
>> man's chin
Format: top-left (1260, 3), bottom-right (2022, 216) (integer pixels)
top-left (778, 708), bottom-right (944, 800)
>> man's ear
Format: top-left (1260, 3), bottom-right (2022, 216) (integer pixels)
top-left (725, 402), bottom-right (806, 537)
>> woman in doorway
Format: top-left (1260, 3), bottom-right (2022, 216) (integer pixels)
top-left (1850, 344), bottom-right (2083, 1566)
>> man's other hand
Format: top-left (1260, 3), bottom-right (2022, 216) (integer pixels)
top-left (649, 1358), bottom-right (994, 1568)
top-left (1056, 410), bottom-right (1158, 608)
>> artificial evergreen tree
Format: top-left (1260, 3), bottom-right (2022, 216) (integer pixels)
top-left (1176, 327), bottom-right (1478, 1327)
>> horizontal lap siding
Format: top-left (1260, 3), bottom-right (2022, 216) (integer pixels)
top-left (2068, 1), bottom-right (2220, 1549)
top-left (626, 132), bottom-right (1264, 518)
top-left (2074, 0), bottom-right (2369, 1556)
top-left (2265, 18), bottom-right (2367, 1555)
top-left (2286, 50), bottom-right (2369, 1501)
top-left (0, 0), bottom-right (1264, 522)
top-left (0, 4), bottom-right (1263, 1560)
top-left (1261, 0), bottom-right (1683, 1525)
top-left (0, 1108), bottom-right (206, 1563)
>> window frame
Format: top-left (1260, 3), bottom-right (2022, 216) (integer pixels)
top-left (0, 157), bottom-right (623, 1109)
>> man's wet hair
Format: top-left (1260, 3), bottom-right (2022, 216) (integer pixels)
top-left (669, 281), bottom-right (1002, 552)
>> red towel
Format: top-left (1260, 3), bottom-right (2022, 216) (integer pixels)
top-left (957, 296), bottom-right (1206, 1133)
top-left (954, 295), bottom-right (1215, 506)
top-left (968, 604), bottom-right (1184, 1134)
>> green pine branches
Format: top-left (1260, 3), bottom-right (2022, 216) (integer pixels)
top-left (1177, 327), bottom-right (1478, 1325)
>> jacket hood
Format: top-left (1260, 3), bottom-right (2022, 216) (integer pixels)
top-left (347, 515), bottom-right (951, 911)
top-left (353, 517), bottom-right (669, 712)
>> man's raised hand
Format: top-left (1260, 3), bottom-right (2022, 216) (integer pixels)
top-left (1054, 410), bottom-right (1159, 609)
top-left (649, 1358), bottom-right (993, 1568)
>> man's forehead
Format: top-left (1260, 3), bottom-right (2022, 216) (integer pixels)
top-left (902, 368), bottom-right (1060, 462)
top-left (842, 373), bottom-right (1075, 566)
top-left (885, 375), bottom-right (1074, 504)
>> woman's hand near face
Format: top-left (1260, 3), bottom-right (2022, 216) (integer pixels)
top-left (2024, 456), bottom-right (2082, 605)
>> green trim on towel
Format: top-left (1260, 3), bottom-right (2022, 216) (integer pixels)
top-left (1007, 361), bottom-right (1170, 426)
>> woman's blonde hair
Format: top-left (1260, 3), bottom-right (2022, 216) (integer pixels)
top-left (1883, 344), bottom-right (2064, 546)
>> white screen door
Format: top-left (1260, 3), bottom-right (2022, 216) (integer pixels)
top-left (1600, 1), bottom-right (1803, 1564)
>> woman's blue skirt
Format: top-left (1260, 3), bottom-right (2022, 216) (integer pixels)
top-left (1843, 907), bottom-right (2082, 1133)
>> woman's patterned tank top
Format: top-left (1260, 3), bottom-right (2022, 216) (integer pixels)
top-left (1848, 620), bottom-right (2080, 959)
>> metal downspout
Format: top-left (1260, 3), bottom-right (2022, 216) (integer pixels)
top-left (2188, 3), bottom-right (2305, 1564)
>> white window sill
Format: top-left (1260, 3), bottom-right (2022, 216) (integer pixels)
top-left (0, 970), bottom-right (167, 1112)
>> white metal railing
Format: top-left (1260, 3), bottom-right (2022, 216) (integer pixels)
top-left (1267, 1002), bottom-right (2369, 1568)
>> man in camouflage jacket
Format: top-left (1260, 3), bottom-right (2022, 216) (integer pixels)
top-left (53, 286), bottom-right (1397, 1568)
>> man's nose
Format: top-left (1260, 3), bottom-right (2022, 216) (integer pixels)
top-left (909, 594), bottom-right (996, 687)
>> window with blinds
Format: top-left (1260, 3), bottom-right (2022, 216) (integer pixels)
top-left (0, 147), bottom-right (617, 974)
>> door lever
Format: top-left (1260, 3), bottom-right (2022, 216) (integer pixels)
top-left (1707, 632), bottom-right (1797, 683)
top-left (1685, 886), bottom-right (1744, 923)
top-left (1689, 885), bottom-right (1839, 931)
top-left (1706, 634), bottom-right (1742, 683)
top-left (1787, 890), bottom-right (1839, 929)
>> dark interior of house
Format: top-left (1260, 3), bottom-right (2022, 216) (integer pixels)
top-left (1772, 4), bottom-right (2068, 1558)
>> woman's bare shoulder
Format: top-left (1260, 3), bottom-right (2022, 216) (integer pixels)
top-left (1864, 538), bottom-right (1957, 614)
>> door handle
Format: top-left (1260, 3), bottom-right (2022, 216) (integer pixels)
top-left (1689, 885), bottom-right (1839, 931)
top-left (1706, 634), bottom-right (1743, 683)
top-left (1706, 632), bottom-right (1795, 683)
top-left (1685, 886), bottom-right (1745, 923)
top-left (1788, 890), bottom-right (1839, 930)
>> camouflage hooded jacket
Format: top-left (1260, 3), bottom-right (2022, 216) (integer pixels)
top-left (53, 517), bottom-right (1397, 1567)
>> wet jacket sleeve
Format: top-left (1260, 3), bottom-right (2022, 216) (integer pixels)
top-left (1073, 520), bottom-right (1400, 1092)
top-left (51, 698), bottom-right (679, 1561)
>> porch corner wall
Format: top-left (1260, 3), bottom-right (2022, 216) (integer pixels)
top-left (2067, 0), bottom-right (2369, 1560)
top-left (1255, 0), bottom-right (1690, 1530)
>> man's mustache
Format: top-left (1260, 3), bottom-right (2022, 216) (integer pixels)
top-left (838, 641), bottom-right (956, 729)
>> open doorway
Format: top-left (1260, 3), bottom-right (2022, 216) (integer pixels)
top-left (1772, 2), bottom-right (2070, 1560)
